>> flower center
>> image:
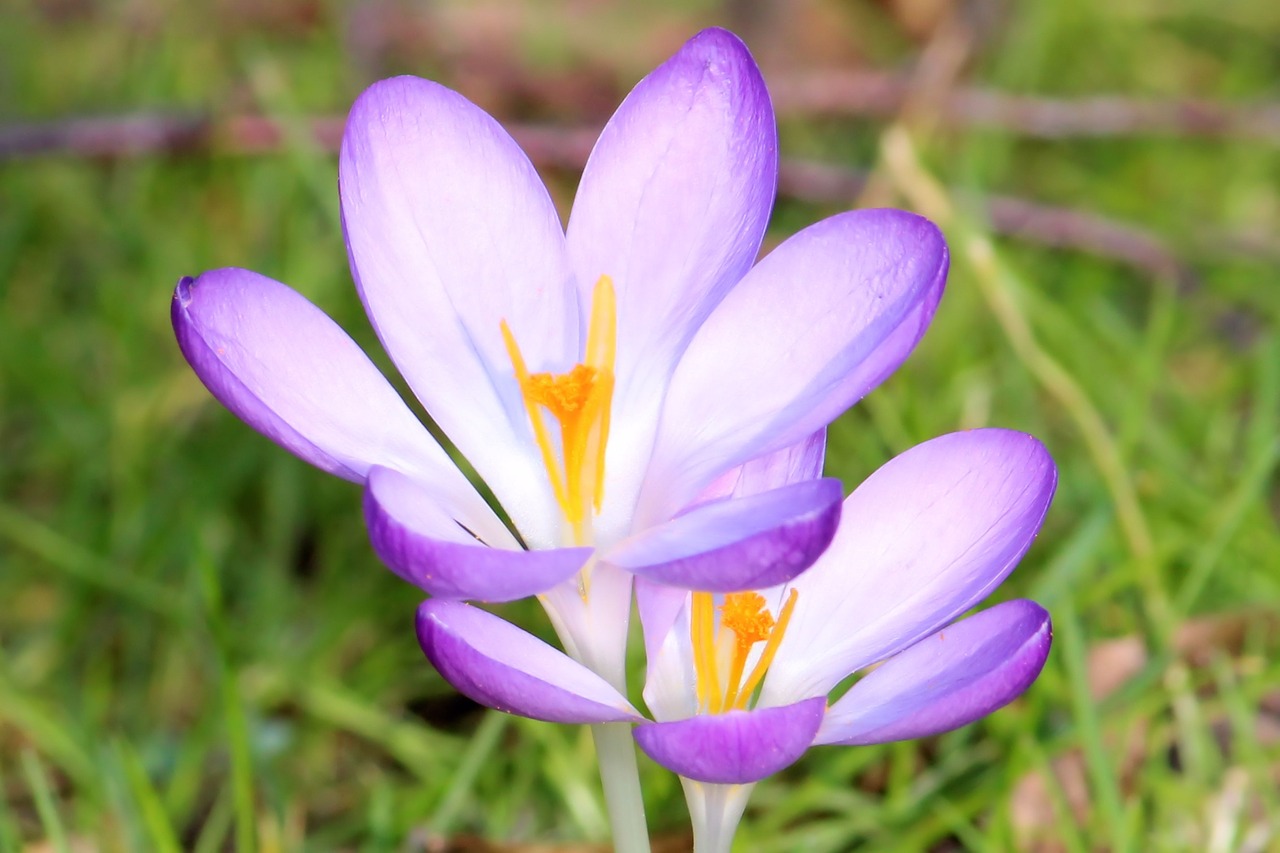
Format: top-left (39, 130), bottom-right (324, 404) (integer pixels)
top-left (501, 275), bottom-right (617, 547)
top-left (691, 588), bottom-right (799, 714)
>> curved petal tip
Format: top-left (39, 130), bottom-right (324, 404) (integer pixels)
top-left (607, 478), bottom-right (843, 592)
top-left (364, 467), bottom-right (587, 601)
top-left (634, 696), bottom-right (825, 784)
top-left (417, 600), bottom-right (642, 725)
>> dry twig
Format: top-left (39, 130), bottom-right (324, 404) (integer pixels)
top-left (769, 70), bottom-right (1280, 142)
top-left (0, 113), bottom-right (1209, 283)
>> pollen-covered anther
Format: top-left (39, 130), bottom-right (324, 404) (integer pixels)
top-left (720, 592), bottom-right (776, 647)
top-left (527, 364), bottom-right (599, 418)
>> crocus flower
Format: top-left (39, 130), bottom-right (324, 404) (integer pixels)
top-left (416, 428), bottom-right (1056, 850)
top-left (170, 28), bottom-right (947, 685)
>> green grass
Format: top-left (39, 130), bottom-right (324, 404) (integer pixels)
top-left (2, 0), bottom-right (1278, 849)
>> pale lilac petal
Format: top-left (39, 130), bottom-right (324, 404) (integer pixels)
top-left (416, 600), bottom-right (642, 724)
top-left (570, 28), bottom-right (778, 539)
top-left (760, 430), bottom-right (1056, 705)
top-left (695, 429), bottom-right (827, 505)
top-left (340, 76), bottom-right (578, 549)
top-left (364, 467), bottom-right (589, 601)
top-left (637, 210), bottom-right (947, 525)
top-left (171, 269), bottom-right (504, 539)
top-left (635, 579), bottom-right (692, 693)
top-left (538, 561), bottom-right (634, 689)
top-left (816, 600), bottom-right (1052, 745)
top-left (634, 697), bottom-right (825, 784)
top-left (604, 479), bottom-right (842, 592)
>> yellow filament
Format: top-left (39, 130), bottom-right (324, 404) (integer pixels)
top-left (732, 588), bottom-right (799, 711)
top-left (501, 321), bottom-right (569, 513)
top-left (501, 275), bottom-right (617, 546)
top-left (691, 592), bottom-right (722, 713)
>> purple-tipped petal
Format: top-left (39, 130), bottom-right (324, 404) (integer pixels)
top-left (417, 600), bottom-right (642, 724)
top-left (567, 29), bottom-right (775, 359)
top-left (171, 269), bottom-right (504, 540)
top-left (637, 210), bottom-right (947, 525)
top-left (636, 578), bottom-right (693, 690)
top-left (572, 28), bottom-right (779, 541)
top-left (604, 478), bottom-right (842, 592)
top-left (816, 600), bottom-right (1052, 746)
top-left (538, 561), bottom-right (635, 688)
top-left (695, 429), bottom-right (828, 505)
top-left (364, 467), bottom-right (588, 601)
top-left (340, 76), bottom-right (578, 549)
top-left (634, 697), bottom-right (825, 784)
top-left (761, 430), bottom-right (1056, 705)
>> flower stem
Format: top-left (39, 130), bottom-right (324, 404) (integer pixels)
top-left (590, 722), bottom-right (651, 853)
top-left (684, 779), bottom-right (753, 853)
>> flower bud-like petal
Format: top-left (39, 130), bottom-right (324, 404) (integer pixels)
top-left (417, 600), bottom-right (642, 724)
top-left (634, 696), bottom-right (825, 784)
top-left (605, 478), bottom-right (842, 592)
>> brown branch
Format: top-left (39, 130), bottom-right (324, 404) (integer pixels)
top-left (769, 70), bottom-right (1280, 142)
top-left (0, 113), bottom-right (1220, 283)
top-left (777, 159), bottom-right (1192, 287)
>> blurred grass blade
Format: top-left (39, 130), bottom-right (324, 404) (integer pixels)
top-left (116, 740), bottom-right (183, 853)
top-left (19, 750), bottom-right (70, 853)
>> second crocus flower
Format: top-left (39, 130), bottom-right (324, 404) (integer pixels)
top-left (417, 428), bottom-right (1057, 851)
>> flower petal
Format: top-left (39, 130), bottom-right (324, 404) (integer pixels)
top-left (568, 28), bottom-right (778, 538)
top-left (171, 269), bottom-right (503, 538)
top-left (604, 478), bottom-right (842, 592)
top-left (761, 430), bottom-right (1056, 705)
top-left (339, 76), bottom-right (579, 548)
top-left (634, 697), bottom-right (825, 784)
top-left (416, 600), bottom-right (642, 724)
top-left (538, 560), bottom-right (636, 691)
top-left (816, 600), bottom-right (1052, 745)
top-left (637, 209), bottom-right (947, 525)
top-left (364, 467), bottom-right (589, 601)
top-left (695, 428), bottom-right (827, 505)
top-left (638, 588), bottom-right (698, 720)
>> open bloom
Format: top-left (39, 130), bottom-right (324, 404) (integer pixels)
top-left (415, 429), bottom-right (1055, 845)
top-left (170, 28), bottom-right (946, 682)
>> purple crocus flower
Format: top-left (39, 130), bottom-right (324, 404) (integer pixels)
top-left (170, 28), bottom-right (947, 685)
top-left (416, 428), bottom-right (1056, 849)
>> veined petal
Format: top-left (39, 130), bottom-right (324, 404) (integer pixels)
top-left (364, 467), bottom-right (589, 601)
top-left (695, 428), bottom-right (827, 505)
top-left (634, 697), bottom-right (825, 784)
top-left (816, 600), bottom-right (1052, 746)
top-left (417, 600), bottom-right (642, 724)
top-left (171, 269), bottom-right (501, 538)
top-left (637, 210), bottom-right (947, 525)
top-left (569, 28), bottom-right (778, 539)
top-left (604, 478), bottom-right (842, 592)
top-left (537, 561), bottom-right (635, 691)
top-left (639, 587), bottom-right (698, 721)
top-left (761, 430), bottom-right (1056, 705)
top-left (339, 76), bottom-right (579, 549)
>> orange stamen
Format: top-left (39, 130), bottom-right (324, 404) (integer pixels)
top-left (732, 588), bottom-right (799, 711)
top-left (501, 276), bottom-right (617, 546)
top-left (719, 592), bottom-right (775, 709)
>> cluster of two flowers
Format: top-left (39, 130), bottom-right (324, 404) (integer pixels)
top-left (172, 28), bottom-right (1055, 803)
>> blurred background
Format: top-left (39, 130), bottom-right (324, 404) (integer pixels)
top-left (1, 0), bottom-right (1277, 850)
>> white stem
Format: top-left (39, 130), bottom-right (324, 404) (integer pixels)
top-left (684, 779), bottom-right (754, 853)
top-left (542, 566), bottom-right (650, 853)
top-left (591, 722), bottom-right (652, 853)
